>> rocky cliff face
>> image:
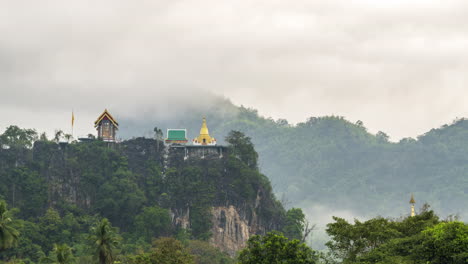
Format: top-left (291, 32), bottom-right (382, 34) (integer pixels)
top-left (170, 206), bottom-right (263, 256)
top-left (210, 206), bottom-right (252, 256)
top-left (172, 203), bottom-right (268, 257)
top-left (172, 192), bottom-right (271, 256)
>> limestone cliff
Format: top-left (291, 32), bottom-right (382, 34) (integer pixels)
top-left (210, 206), bottom-right (252, 256)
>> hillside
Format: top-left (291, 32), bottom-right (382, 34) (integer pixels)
top-left (0, 128), bottom-right (293, 262)
top-left (117, 98), bottom-right (468, 221)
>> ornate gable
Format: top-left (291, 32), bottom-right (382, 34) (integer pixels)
top-left (94, 109), bottom-right (119, 128)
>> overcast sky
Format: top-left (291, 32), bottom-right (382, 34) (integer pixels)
top-left (1, 0), bottom-right (468, 140)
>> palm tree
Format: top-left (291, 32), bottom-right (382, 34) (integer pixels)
top-left (54, 130), bottom-right (63, 143)
top-left (40, 243), bottom-right (75, 264)
top-left (88, 218), bottom-right (120, 264)
top-left (63, 134), bottom-right (73, 143)
top-left (0, 200), bottom-right (20, 251)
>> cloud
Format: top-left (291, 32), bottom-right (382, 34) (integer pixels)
top-left (1, 0), bottom-right (468, 139)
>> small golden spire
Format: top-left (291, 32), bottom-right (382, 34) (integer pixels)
top-left (410, 194), bottom-right (416, 217)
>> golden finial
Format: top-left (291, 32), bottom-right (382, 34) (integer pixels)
top-left (200, 117), bottom-right (209, 135)
top-left (409, 194), bottom-right (415, 204)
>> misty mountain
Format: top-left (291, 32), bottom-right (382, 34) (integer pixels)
top-left (118, 97), bottom-right (468, 221)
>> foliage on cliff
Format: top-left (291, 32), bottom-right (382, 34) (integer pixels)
top-left (0, 126), bottom-right (296, 263)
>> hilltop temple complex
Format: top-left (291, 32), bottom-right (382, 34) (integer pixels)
top-left (89, 110), bottom-right (218, 147)
top-left (84, 110), bottom-right (224, 160)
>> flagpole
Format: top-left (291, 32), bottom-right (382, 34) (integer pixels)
top-left (71, 109), bottom-right (74, 140)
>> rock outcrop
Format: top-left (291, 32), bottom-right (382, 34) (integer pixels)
top-left (210, 206), bottom-right (251, 256)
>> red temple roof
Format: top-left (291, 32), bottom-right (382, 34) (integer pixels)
top-left (94, 109), bottom-right (119, 128)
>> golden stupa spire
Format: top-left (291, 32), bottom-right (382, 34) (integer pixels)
top-left (193, 117), bottom-right (217, 145)
top-left (409, 194), bottom-right (416, 217)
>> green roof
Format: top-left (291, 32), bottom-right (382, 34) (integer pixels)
top-left (166, 129), bottom-right (187, 141)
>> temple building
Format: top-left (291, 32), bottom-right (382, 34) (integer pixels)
top-left (94, 109), bottom-right (119, 142)
top-left (165, 129), bottom-right (188, 144)
top-left (193, 118), bottom-right (217, 146)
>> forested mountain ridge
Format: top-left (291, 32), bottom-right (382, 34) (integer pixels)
top-left (119, 98), bottom-right (468, 220)
top-left (2, 101), bottom-right (468, 262)
top-left (0, 127), bottom-right (300, 262)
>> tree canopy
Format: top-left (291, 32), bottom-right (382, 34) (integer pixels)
top-left (325, 208), bottom-right (468, 264)
top-left (238, 232), bottom-right (317, 264)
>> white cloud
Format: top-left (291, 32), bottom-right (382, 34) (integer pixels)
top-left (1, 0), bottom-right (468, 140)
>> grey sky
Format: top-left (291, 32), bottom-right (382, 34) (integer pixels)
top-left (1, 0), bottom-right (468, 140)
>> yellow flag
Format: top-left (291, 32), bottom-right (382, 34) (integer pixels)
top-left (72, 111), bottom-right (75, 127)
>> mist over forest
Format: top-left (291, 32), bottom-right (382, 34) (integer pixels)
top-left (114, 95), bottom-right (468, 248)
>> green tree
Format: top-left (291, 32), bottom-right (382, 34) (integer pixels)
top-left (134, 206), bottom-right (171, 242)
top-left (226, 131), bottom-right (258, 169)
top-left (0, 126), bottom-right (37, 149)
top-left (129, 237), bottom-right (194, 264)
top-left (5, 219), bottom-right (43, 263)
top-left (88, 219), bottom-right (121, 264)
top-left (63, 134), bottom-right (73, 143)
top-left (0, 200), bottom-right (20, 251)
top-left (376, 131), bottom-right (389, 143)
top-left (53, 130), bottom-right (64, 143)
top-left (186, 240), bottom-right (233, 264)
top-left (237, 232), bottom-right (317, 264)
top-left (38, 208), bottom-right (62, 251)
top-left (396, 207), bottom-right (439, 236)
top-left (417, 221), bottom-right (468, 264)
top-left (281, 208), bottom-right (306, 241)
top-left (40, 243), bottom-right (75, 264)
top-left (325, 216), bottom-right (401, 263)
top-left (151, 237), bottom-right (194, 264)
top-left (39, 132), bottom-right (49, 141)
top-left (93, 168), bottom-right (146, 228)
top-left (153, 127), bottom-right (163, 141)
top-left (327, 209), bottom-right (443, 264)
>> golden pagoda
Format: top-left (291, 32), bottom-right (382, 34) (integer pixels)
top-left (409, 194), bottom-right (416, 217)
top-left (193, 118), bottom-right (217, 146)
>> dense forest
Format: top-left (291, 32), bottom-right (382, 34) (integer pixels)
top-left (0, 126), bottom-right (308, 263)
top-left (119, 98), bottom-right (468, 221)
